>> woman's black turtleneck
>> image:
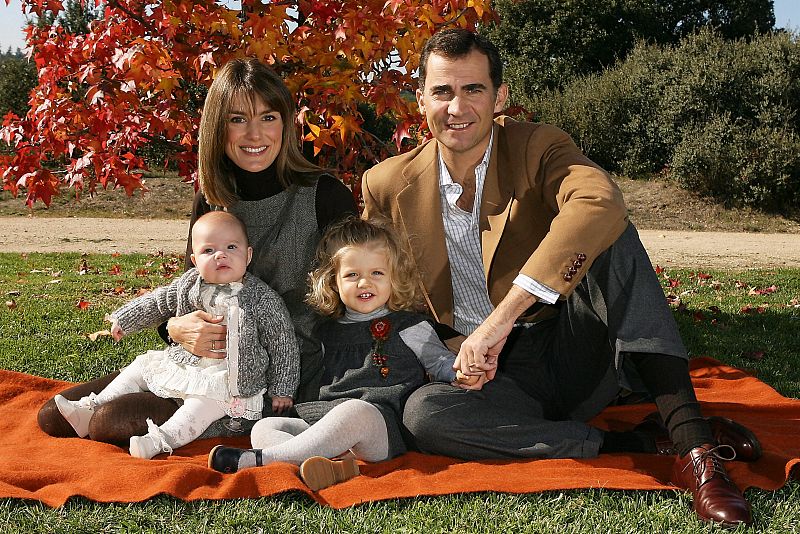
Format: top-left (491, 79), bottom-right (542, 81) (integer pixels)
top-left (231, 162), bottom-right (284, 201)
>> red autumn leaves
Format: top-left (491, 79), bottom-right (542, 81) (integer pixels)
top-left (2, 0), bottom-right (496, 207)
top-left (656, 266), bottom-right (796, 363)
top-left (2, 252), bottom-right (183, 315)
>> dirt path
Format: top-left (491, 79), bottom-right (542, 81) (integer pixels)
top-left (3, 216), bottom-right (800, 269)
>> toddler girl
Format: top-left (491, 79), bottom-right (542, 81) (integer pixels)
top-left (209, 217), bottom-right (468, 490)
top-left (54, 211), bottom-right (299, 459)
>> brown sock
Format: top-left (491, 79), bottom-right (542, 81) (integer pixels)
top-left (629, 352), bottom-right (714, 455)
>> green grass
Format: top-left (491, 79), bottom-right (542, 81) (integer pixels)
top-left (1, 254), bottom-right (799, 533)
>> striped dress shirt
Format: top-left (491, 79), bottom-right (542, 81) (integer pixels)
top-left (438, 133), bottom-right (559, 335)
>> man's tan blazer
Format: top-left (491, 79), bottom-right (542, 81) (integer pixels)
top-left (362, 116), bottom-right (629, 328)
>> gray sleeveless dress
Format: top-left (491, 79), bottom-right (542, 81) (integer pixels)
top-left (227, 183), bottom-right (323, 404)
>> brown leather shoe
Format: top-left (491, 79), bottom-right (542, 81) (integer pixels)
top-left (672, 444), bottom-right (752, 527)
top-left (636, 412), bottom-right (762, 461)
top-left (299, 455), bottom-right (360, 491)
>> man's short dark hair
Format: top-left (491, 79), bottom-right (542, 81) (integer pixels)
top-left (418, 28), bottom-right (503, 90)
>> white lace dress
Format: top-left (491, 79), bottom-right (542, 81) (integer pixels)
top-left (136, 281), bottom-right (266, 420)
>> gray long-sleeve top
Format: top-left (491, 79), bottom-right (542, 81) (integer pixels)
top-left (111, 268), bottom-right (300, 398)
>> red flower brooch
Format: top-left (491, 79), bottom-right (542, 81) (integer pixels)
top-left (369, 318), bottom-right (391, 379)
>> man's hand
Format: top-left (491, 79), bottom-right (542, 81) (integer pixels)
top-left (167, 311), bottom-right (227, 359)
top-left (454, 318), bottom-right (509, 383)
top-left (452, 285), bottom-right (538, 389)
top-left (272, 396), bottom-right (293, 414)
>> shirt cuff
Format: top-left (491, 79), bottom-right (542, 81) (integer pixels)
top-left (512, 274), bottom-right (560, 305)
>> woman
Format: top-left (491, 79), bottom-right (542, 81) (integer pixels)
top-left (38, 58), bottom-right (358, 444)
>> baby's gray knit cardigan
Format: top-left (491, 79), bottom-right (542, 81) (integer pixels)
top-left (111, 268), bottom-right (299, 399)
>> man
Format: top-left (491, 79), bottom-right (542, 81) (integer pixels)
top-left (362, 28), bottom-right (759, 527)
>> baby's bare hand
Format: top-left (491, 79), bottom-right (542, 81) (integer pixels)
top-left (452, 370), bottom-right (488, 390)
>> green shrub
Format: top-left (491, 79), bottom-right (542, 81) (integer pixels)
top-left (524, 28), bottom-right (800, 211)
top-left (671, 116), bottom-right (800, 210)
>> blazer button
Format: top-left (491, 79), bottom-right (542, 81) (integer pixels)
top-left (563, 273), bottom-right (573, 282)
top-left (577, 253), bottom-right (587, 261)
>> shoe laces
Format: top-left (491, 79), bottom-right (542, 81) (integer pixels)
top-left (76, 392), bottom-right (99, 411)
top-left (683, 444), bottom-right (736, 483)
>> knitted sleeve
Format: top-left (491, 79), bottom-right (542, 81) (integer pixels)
top-left (253, 283), bottom-right (300, 398)
top-left (398, 321), bottom-right (457, 383)
top-left (110, 274), bottom-right (184, 337)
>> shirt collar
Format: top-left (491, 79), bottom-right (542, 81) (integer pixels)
top-left (341, 305), bottom-right (390, 323)
top-left (438, 128), bottom-right (494, 188)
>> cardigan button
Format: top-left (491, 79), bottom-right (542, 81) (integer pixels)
top-left (568, 266), bottom-right (577, 275)
top-left (577, 253), bottom-right (587, 261)
top-left (573, 259), bottom-right (582, 268)
top-left (563, 273), bottom-right (573, 282)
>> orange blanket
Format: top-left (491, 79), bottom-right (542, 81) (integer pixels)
top-left (2, 358), bottom-right (798, 508)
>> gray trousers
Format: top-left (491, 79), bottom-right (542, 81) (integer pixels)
top-left (402, 224), bottom-right (688, 460)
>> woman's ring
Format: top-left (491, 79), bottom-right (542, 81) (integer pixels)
top-left (211, 340), bottom-right (216, 351)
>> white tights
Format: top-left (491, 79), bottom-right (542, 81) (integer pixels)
top-left (88, 358), bottom-right (226, 450)
top-left (249, 399), bottom-right (390, 465)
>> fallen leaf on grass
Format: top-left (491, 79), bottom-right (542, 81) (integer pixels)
top-left (108, 264), bottom-right (122, 275)
top-left (710, 281), bottom-right (723, 290)
top-left (47, 279), bottom-right (62, 284)
top-left (102, 286), bottom-right (127, 296)
top-left (5, 300), bottom-right (16, 310)
top-left (708, 306), bottom-right (721, 314)
top-left (87, 329), bottom-right (112, 341)
top-left (6, 290), bottom-right (20, 297)
top-left (75, 298), bottom-right (91, 310)
top-left (749, 285), bottom-right (778, 296)
top-left (740, 304), bottom-right (767, 314)
top-left (160, 259), bottom-right (181, 278)
top-left (696, 272), bottom-right (713, 280)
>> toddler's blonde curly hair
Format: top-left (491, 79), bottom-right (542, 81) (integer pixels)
top-left (306, 217), bottom-right (420, 318)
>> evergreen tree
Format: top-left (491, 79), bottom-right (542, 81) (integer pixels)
top-left (0, 58), bottom-right (37, 117)
top-left (484, 0), bottom-right (776, 96)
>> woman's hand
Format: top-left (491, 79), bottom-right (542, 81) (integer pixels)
top-left (272, 396), bottom-right (294, 414)
top-left (167, 311), bottom-right (227, 359)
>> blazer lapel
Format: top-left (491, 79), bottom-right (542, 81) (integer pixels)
top-left (395, 142), bottom-right (454, 325)
top-left (480, 124), bottom-right (514, 282)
